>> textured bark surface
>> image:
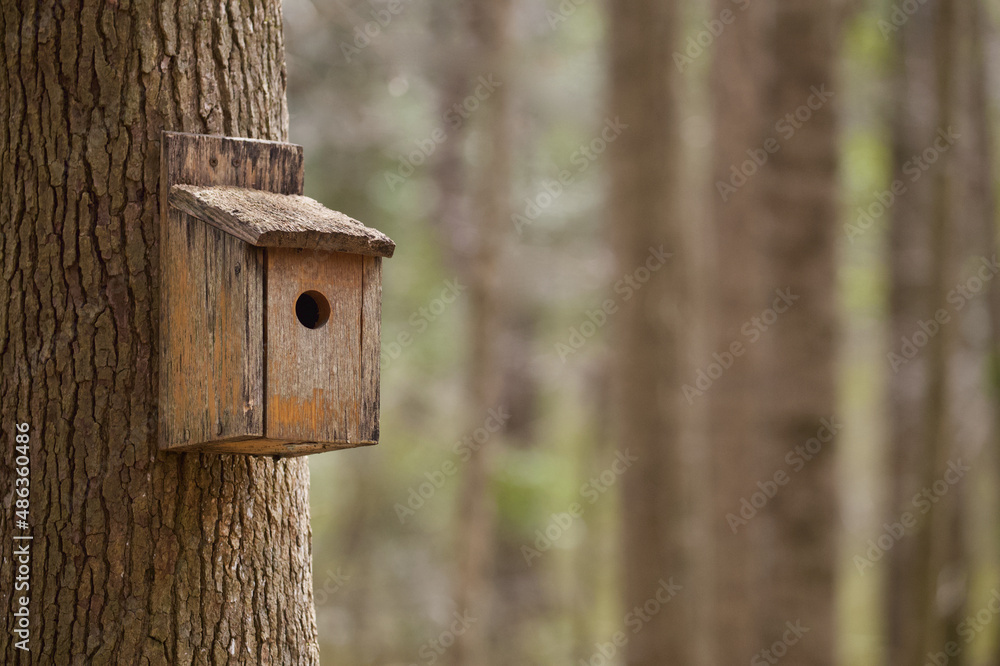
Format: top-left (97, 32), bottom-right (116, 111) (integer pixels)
top-left (0, 1), bottom-right (319, 663)
top-left (609, 2), bottom-right (689, 665)
top-left (757, 1), bottom-right (840, 664)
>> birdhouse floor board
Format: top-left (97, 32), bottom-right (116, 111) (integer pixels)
top-left (163, 437), bottom-right (376, 457)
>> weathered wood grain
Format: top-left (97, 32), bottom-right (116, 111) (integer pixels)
top-left (203, 437), bottom-right (370, 457)
top-left (360, 256), bottom-right (383, 442)
top-left (265, 249), bottom-right (367, 444)
top-left (169, 184), bottom-right (396, 257)
top-left (159, 132), bottom-right (303, 450)
top-left (160, 132), bottom-right (384, 455)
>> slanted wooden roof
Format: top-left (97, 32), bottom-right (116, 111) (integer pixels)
top-left (168, 184), bottom-right (395, 258)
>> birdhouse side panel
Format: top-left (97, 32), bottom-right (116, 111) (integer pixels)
top-left (265, 248), bottom-right (365, 444)
top-left (160, 215), bottom-right (266, 449)
top-left (159, 131), bottom-right (303, 451)
top-left (360, 255), bottom-right (382, 443)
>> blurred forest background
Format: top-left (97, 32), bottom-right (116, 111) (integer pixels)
top-left (284, 0), bottom-right (1000, 664)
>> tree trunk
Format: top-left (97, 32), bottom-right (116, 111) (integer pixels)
top-left (969, 9), bottom-right (1000, 664)
top-left (452, 1), bottom-right (512, 664)
top-left (757, 1), bottom-right (840, 664)
top-left (608, 2), bottom-right (690, 664)
top-left (885, 2), bottom-right (939, 661)
top-left (571, 362), bottom-right (615, 665)
top-left (0, 2), bottom-right (319, 663)
top-left (886, 0), bottom-right (964, 661)
top-left (706, 0), bottom-right (772, 661)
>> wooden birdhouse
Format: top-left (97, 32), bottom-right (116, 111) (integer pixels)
top-left (158, 132), bottom-right (394, 456)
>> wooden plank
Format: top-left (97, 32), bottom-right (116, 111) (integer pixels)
top-left (168, 185), bottom-right (395, 257)
top-left (360, 256), bottom-right (382, 443)
top-left (165, 437), bottom-right (372, 457)
top-left (265, 248), bottom-right (365, 444)
top-left (159, 132), bottom-right (303, 450)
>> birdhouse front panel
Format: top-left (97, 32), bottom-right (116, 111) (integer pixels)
top-left (159, 131), bottom-right (392, 456)
top-left (266, 248), bottom-right (364, 445)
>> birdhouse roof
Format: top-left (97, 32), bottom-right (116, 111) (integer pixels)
top-left (168, 184), bottom-right (395, 258)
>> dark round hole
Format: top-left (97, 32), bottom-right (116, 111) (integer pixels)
top-left (295, 291), bottom-right (330, 329)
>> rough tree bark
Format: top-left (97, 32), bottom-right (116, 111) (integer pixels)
top-left (0, 2), bottom-right (319, 663)
top-left (608, 2), bottom-right (690, 665)
top-left (757, 1), bottom-right (840, 663)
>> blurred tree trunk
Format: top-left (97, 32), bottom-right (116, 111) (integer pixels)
top-left (756, 1), bottom-right (840, 664)
top-left (885, 1), bottom-right (938, 660)
top-left (572, 361), bottom-right (615, 664)
top-left (451, 1), bottom-right (512, 664)
top-left (608, 2), bottom-right (690, 665)
top-left (943, 0), bottom-right (998, 660)
top-left (706, 0), bottom-right (772, 661)
top-left (886, 0), bottom-right (963, 662)
top-left (965, 14), bottom-right (1000, 666)
top-left (341, 454), bottom-right (380, 664)
top-left (428, 0), bottom-right (475, 274)
top-left (974, 8), bottom-right (1000, 663)
top-left (0, 1), bottom-right (320, 664)
top-left (923, 1), bottom-right (961, 657)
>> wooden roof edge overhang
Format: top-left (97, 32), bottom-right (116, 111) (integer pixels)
top-left (168, 184), bottom-right (396, 258)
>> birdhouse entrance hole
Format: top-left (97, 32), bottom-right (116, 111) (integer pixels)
top-left (296, 291), bottom-right (330, 329)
